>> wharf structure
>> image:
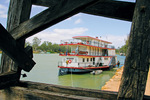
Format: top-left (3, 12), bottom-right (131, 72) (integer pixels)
top-left (0, 0), bottom-right (150, 100)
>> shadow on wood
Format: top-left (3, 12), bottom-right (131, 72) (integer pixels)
top-left (0, 24), bottom-right (35, 72)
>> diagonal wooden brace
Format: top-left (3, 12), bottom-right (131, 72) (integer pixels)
top-left (0, 24), bottom-right (35, 72)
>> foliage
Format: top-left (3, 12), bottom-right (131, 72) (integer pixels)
top-left (115, 49), bottom-right (120, 54)
top-left (118, 35), bottom-right (129, 55)
top-left (32, 37), bottom-right (41, 51)
top-left (25, 37), bottom-right (70, 53)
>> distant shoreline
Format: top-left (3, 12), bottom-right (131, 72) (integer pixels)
top-left (0, 51), bottom-right (59, 54)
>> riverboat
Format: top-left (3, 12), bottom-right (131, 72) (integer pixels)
top-left (58, 36), bottom-right (117, 75)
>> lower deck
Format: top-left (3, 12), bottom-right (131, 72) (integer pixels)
top-left (58, 56), bottom-right (117, 68)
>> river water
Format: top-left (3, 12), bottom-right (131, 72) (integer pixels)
top-left (0, 54), bottom-right (125, 90)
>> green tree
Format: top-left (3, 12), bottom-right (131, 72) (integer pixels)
top-left (39, 41), bottom-right (49, 52)
top-left (118, 35), bottom-right (129, 55)
top-left (32, 37), bottom-right (41, 51)
top-left (47, 42), bottom-right (52, 52)
top-left (30, 38), bottom-right (71, 53)
top-left (52, 43), bottom-right (59, 52)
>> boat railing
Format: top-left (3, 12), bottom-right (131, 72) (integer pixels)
top-left (59, 51), bottom-right (114, 56)
top-left (60, 39), bottom-right (115, 49)
top-left (58, 61), bottom-right (107, 68)
top-left (58, 61), bottom-right (94, 68)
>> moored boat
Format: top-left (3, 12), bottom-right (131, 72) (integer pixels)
top-left (58, 36), bottom-right (117, 75)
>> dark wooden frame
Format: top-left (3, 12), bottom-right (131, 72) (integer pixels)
top-left (0, 0), bottom-right (150, 99)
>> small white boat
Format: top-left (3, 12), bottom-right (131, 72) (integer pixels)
top-left (90, 70), bottom-right (103, 75)
top-left (120, 53), bottom-right (125, 56)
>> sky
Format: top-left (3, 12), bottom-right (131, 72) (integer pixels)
top-left (0, 0), bottom-right (136, 48)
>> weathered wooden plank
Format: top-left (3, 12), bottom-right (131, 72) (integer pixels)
top-left (10, 0), bottom-right (99, 40)
top-left (0, 46), bottom-right (33, 89)
top-left (117, 0), bottom-right (150, 100)
top-left (0, 24), bottom-right (35, 72)
top-left (18, 81), bottom-right (118, 99)
top-left (1, 80), bottom-right (150, 99)
top-left (1, 87), bottom-right (105, 100)
top-left (7, 0), bottom-right (32, 31)
top-left (0, 0), bottom-right (32, 73)
top-left (82, 0), bottom-right (135, 21)
top-left (32, 0), bottom-right (135, 21)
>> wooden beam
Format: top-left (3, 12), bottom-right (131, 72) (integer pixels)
top-left (0, 0), bottom-right (32, 73)
top-left (0, 24), bottom-right (35, 72)
top-left (11, 0), bottom-right (99, 40)
top-left (82, 0), bottom-right (135, 21)
top-left (18, 81), bottom-right (118, 99)
top-left (32, 0), bottom-right (135, 21)
top-left (0, 46), bottom-right (33, 89)
top-left (117, 0), bottom-right (150, 99)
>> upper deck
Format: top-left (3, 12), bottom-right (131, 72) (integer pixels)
top-left (60, 36), bottom-right (115, 49)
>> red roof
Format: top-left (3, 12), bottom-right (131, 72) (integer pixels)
top-left (72, 36), bottom-right (112, 44)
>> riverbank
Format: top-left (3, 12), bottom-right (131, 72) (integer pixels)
top-left (101, 66), bottom-right (150, 95)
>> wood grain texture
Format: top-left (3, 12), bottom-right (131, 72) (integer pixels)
top-left (18, 81), bottom-right (118, 99)
top-left (118, 0), bottom-right (150, 100)
top-left (0, 46), bottom-right (33, 89)
top-left (10, 0), bottom-right (99, 40)
top-left (1, 80), bottom-right (150, 100)
top-left (32, 0), bottom-right (135, 21)
top-left (0, 0), bottom-right (32, 73)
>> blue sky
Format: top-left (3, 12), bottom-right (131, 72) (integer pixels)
top-left (0, 0), bottom-right (135, 48)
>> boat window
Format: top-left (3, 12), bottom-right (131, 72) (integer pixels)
top-left (83, 58), bottom-right (85, 62)
top-left (90, 58), bottom-right (92, 61)
top-left (87, 58), bottom-right (89, 62)
top-left (93, 58), bottom-right (95, 65)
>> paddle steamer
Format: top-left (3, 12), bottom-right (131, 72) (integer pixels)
top-left (58, 36), bottom-right (117, 75)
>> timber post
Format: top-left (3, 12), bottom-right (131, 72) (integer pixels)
top-left (117, 0), bottom-right (150, 100)
top-left (0, 0), bottom-right (32, 86)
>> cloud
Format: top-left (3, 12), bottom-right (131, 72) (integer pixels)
top-left (26, 28), bottom-right (127, 48)
top-left (0, 4), bottom-right (8, 18)
top-left (101, 34), bottom-right (127, 48)
top-left (74, 19), bottom-right (82, 24)
top-left (26, 27), bottom-right (88, 44)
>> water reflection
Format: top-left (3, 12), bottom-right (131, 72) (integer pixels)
top-left (58, 69), bottom-right (116, 90)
